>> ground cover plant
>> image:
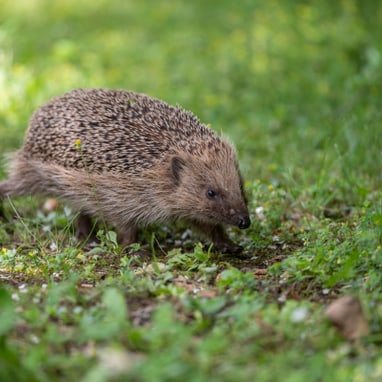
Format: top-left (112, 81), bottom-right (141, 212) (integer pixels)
top-left (0, 0), bottom-right (381, 381)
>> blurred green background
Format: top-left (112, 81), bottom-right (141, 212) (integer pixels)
top-left (1, 0), bottom-right (381, 192)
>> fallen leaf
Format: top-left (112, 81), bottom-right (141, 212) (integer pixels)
top-left (42, 198), bottom-right (59, 211)
top-left (198, 289), bottom-right (218, 298)
top-left (325, 295), bottom-right (369, 341)
top-left (253, 268), bottom-right (268, 276)
top-left (97, 346), bottom-right (142, 374)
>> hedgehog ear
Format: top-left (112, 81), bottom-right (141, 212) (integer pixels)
top-left (171, 156), bottom-right (186, 185)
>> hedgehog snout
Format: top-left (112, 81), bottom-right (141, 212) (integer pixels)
top-left (238, 215), bottom-right (251, 229)
top-left (228, 208), bottom-right (251, 229)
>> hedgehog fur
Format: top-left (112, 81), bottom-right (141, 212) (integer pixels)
top-left (0, 89), bottom-right (250, 253)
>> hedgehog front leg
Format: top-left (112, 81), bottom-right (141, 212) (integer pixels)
top-left (193, 223), bottom-right (243, 254)
top-left (74, 212), bottom-right (97, 241)
top-left (0, 200), bottom-right (5, 219)
top-left (117, 225), bottom-right (138, 248)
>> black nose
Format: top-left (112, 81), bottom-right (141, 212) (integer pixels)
top-left (238, 215), bottom-right (251, 229)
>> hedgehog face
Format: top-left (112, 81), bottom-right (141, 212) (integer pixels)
top-left (203, 182), bottom-right (250, 229)
top-left (169, 153), bottom-right (250, 229)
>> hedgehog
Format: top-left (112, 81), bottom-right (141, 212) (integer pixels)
top-left (0, 88), bottom-right (250, 253)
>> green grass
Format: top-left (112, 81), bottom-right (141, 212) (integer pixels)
top-left (1, 0), bottom-right (382, 381)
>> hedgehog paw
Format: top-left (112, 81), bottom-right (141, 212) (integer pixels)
top-left (213, 240), bottom-right (243, 254)
top-left (74, 212), bottom-right (97, 241)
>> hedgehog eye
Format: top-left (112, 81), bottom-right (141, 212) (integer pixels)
top-left (207, 189), bottom-right (218, 200)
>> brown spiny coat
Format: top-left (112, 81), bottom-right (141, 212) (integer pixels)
top-left (0, 89), bottom-right (250, 252)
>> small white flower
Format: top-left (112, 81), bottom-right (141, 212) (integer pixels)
top-left (291, 307), bottom-right (309, 323)
top-left (30, 334), bottom-right (40, 344)
top-left (49, 242), bottom-right (58, 251)
top-left (11, 293), bottom-right (20, 301)
top-left (255, 206), bottom-right (264, 214)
